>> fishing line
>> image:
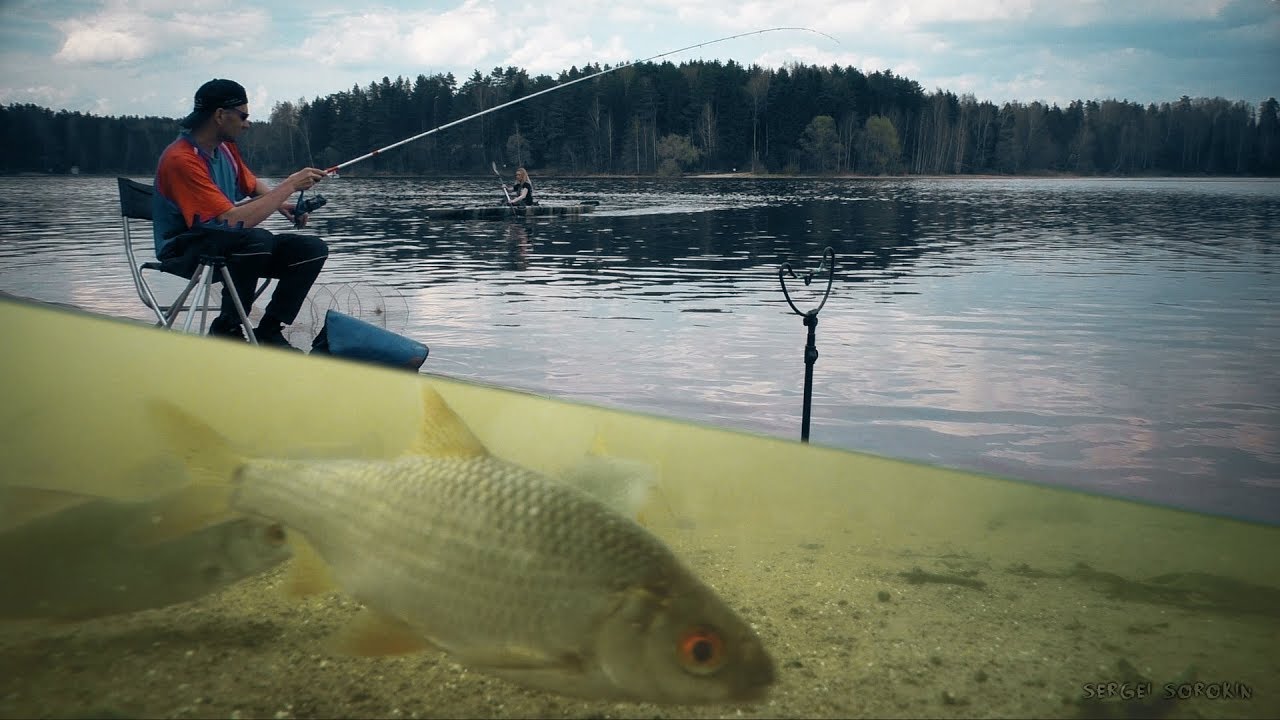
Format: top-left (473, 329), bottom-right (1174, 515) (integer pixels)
top-left (324, 26), bottom-right (840, 174)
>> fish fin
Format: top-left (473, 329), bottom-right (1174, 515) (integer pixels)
top-left (281, 532), bottom-right (338, 597)
top-left (558, 454), bottom-right (658, 522)
top-left (117, 484), bottom-right (240, 547)
top-left (330, 609), bottom-right (436, 657)
top-left (565, 431), bottom-right (662, 523)
top-left (650, 480), bottom-right (688, 528)
top-left (144, 399), bottom-right (244, 487)
top-left (122, 401), bottom-right (244, 545)
top-left (589, 432), bottom-right (610, 456)
top-left (406, 386), bottom-right (488, 458)
top-left (461, 645), bottom-right (586, 672)
top-left (0, 486), bottom-right (95, 531)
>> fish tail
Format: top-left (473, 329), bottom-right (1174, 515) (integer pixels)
top-left (145, 399), bottom-right (244, 487)
top-left (124, 400), bottom-right (246, 546)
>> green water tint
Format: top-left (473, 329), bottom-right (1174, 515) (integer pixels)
top-left (1, 297), bottom-right (1276, 718)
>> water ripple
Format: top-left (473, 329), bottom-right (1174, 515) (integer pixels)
top-left (2, 175), bottom-right (1278, 523)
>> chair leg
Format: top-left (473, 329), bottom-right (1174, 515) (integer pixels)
top-left (181, 264), bottom-right (215, 334)
top-left (196, 270), bottom-right (214, 335)
top-left (163, 266), bottom-right (206, 329)
top-left (218, 264), bottom-right (259, 346)
top-left (157, 257), bottom-right (261, 344)
top-left (137, 272), bottom-right (168, 326)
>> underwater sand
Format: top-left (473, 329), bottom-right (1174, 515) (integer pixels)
top-left (2, 296), bottom-right (1277, 719)
top-left (2, 506), bottom-right (1277, 720)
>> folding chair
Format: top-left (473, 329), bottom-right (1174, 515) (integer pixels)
top-left (117, 177), bottom-right (270, 345)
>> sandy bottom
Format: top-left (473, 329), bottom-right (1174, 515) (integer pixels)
top-left (6, 234), bottom-right (1278, 720)
top-left (3, 516), bottom-right (1276, 720)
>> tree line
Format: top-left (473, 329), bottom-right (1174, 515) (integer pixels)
top-left (3, 60), bottom-right (1278, 177)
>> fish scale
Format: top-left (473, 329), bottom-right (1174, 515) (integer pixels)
top-left (235, 454), bottom-right (679, 654)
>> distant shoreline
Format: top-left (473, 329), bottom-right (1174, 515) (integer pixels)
top-left (681, 172), bottom-right (1275, 181)
top-left (3, 171), bottom-right (1275, 182)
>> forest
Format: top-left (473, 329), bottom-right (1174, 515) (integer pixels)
top-left (3, 60), bottom-right (1278, 177)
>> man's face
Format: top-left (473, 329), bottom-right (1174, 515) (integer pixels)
top-left (214, 104), bottom-right (250, 141)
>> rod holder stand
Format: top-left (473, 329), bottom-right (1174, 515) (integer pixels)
top-left (779, 247), bottom-right (835, 443)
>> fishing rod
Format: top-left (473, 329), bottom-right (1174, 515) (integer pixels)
top-left (323, 26), bottom-right (839, 175)
top-left (492, 161), bottom-right (516, 217)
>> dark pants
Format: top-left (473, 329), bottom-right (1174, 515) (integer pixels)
top-left (159, 225), bottom-right (328, 326)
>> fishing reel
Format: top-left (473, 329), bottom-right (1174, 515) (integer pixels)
top-left (293, 191), bottom-right (328, 228)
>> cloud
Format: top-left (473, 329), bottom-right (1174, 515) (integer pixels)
top-left (297, 1), bottom-right (499, 69)
top-left (887, 0), bottom-right (1233, 27)
top-left (51, 2), bottom-right (271, 66)
top-left (644, 0), bottom-right (1152, 35)
top-left (406, 4), bottom-right (500, 67)
top-left (4, 0), bottom-right (1275, 119)
top-left (502, 31), bottom-right (629, 77)
top-left (55, 18), bottom-right (149, 63)
top-left (671, 1), bottom-right (790, 31)
top-left (752, 46), bottom-right (889, 73)
top-left (0, 81), bottom-right (76, 110)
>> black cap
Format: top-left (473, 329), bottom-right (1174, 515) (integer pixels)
top-left (180, 78), bottom-right (248, 129)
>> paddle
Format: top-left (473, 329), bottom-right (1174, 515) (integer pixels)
top-left (492, 161), bottom-right (516, 217)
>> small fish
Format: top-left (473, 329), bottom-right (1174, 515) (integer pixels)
top-left (0, 487), bottom-right (290, 622)
top-left (556, 438), bottom-right (659, 523)
top-left (144, 386), bottom-right (775, 705)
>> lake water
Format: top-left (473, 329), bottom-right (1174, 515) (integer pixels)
top-left (1, 175), bottom-right (1277, 525)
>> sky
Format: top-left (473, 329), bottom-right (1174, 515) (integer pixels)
top-left (0, 0), bottom-right (1277, 120)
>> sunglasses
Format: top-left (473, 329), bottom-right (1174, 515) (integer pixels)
top-left (221, 107), bottom-right (250, 121)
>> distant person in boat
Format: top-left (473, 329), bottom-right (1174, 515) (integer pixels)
top-left (508, 167), bottom-right (536, 206)
top-left (152, 78), bottom-right (329, 351)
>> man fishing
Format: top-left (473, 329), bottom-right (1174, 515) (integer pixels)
top-left (152, 78), bottom-right (329, 350)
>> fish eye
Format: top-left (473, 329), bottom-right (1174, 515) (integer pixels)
top-left (262, 524), bottom-right (287, 545)
top-left (677, 626), bottom-right (726, 675)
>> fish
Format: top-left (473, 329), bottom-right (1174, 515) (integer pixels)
top-left (0, 405), bottom-right (188, 503)
top-left (555, 437), bottom-right (660, 524)
top-left (0, 486), bottom-right (291, 622)
top-left (143, 385), bottom-right (775, 705)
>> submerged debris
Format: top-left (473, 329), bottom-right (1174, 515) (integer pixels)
top-left (1004, 562), bottom-right (1280, 619)
top-left (1006, 562), bottom-right (1059, 579)
top-left (898, 567), bottom-right (987, 591)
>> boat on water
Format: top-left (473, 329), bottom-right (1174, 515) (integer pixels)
top-left (421, 203), bottom-right (596, 221)
top-left (2, 296), bottom-right (1278, 718)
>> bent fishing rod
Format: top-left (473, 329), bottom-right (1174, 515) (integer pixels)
top-left (323, 26), bottom-right (839, 175)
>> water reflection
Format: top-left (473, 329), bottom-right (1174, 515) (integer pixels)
top-left (503, 221), bottom-right (532, 271)
top-left (1, 176), bottom-right (1277, 524)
